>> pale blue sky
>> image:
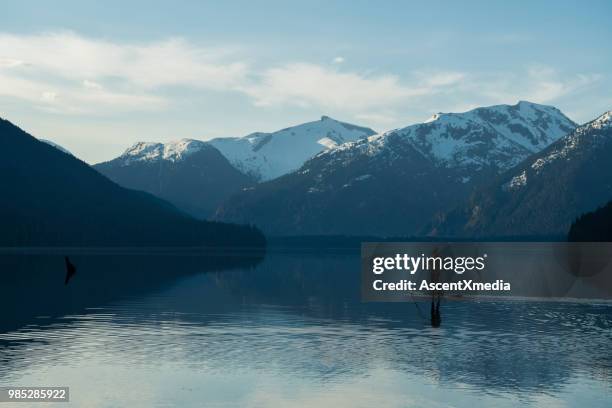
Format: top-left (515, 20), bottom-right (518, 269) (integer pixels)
top-left (0, 0), bottom-right (610, 162)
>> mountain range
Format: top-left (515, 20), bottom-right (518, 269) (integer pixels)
top-left (0, 117), bottom-right (265, 247)
top-left (213, 102), bottom-right (577, 236)
top-left (95, 116), bottom-right (375, 219)
top-left (430, 111), bottom-right (612, 237)
top-left (95, 140), bottom-right (253, 219)
top-left (31, 100), bottom-right (611, 240)
top-left (208, 116), bottom-right (376, 181)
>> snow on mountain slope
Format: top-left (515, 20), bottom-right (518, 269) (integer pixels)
top-left (430, 110), bottom-right (612, 238)
top-left (512, 110), bottom-right (612, 184)
top-left (315, 101), bottom-right (576, 175)
top-left (117, 139), bottom-right (210, 164)
top-left (95, 138), bottom-right (253, 219)
top-left (213, 101), bottom-right (578, 236)
top-left (208, 116), bottom-right (376, 181)
top-left (402, 101), bottom-right (575, 171)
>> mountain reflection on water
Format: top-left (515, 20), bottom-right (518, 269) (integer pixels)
top-left (0, 250), bottom-right (610, 408)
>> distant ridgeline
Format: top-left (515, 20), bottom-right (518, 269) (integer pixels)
top-left (94, 116), bottom-right (375, 220)
top-left (211, 105), bottom-right (612, 239)
top-left (430, 110), bottom-right (612, 238)
top-left (17, 102), bottom-right (612, 242)
top-left (0, 118), bottom-right (265, 247)
top-left (94, 140), bottom-right (256, 220)
top-left (213, 102), bottom-right (589, 237)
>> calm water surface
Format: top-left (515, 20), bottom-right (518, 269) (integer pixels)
top-left (0, 251), bottom-right (610, 407)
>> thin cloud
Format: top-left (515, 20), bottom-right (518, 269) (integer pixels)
top-left (82, 80), bottom-right (103, 90)
top-left (0, 70), bottom-right (167, 114)
top-left (0, 31), bottom-right (246, 114)
top-left (472, 66), bottom-right (601, 105)
top-left (240, 63), bottom-right (464, 111)
top-left (0, 31), bottom-right (603, 122)
top-left (0, 31), bottom-right (248, 89)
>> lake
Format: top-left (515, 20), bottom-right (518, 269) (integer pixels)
top-left (1, 250), bottom-right (611, 407)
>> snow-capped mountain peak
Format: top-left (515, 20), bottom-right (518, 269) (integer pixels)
top-left (209, 117), bottom-right (376, 181)
top-left (123, 141), bottom-right (162, 160)
top-left (309, 101), bottom-right (576, 182)
top-left (526, 110), bottom-right (612, 176)
top-left (584, 110), bottom-right (612, 131)
top-left (120, 139), bottom-right (209, 164)
top-left (381, 101), bottom-right (576, 170)
top-left (161, 139), bottom-right (209, 161)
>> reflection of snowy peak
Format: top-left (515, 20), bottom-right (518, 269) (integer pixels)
top-left (208, 116), bottom-right (376, 181)
top-left (119, 139), bottom-right (210, 164)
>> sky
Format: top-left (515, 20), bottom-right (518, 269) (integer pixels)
top-left (0, 0), bottom-right (610, 163)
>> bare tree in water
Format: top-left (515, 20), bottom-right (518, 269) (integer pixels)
top-left (430, 247), bottom-right (442, 327)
